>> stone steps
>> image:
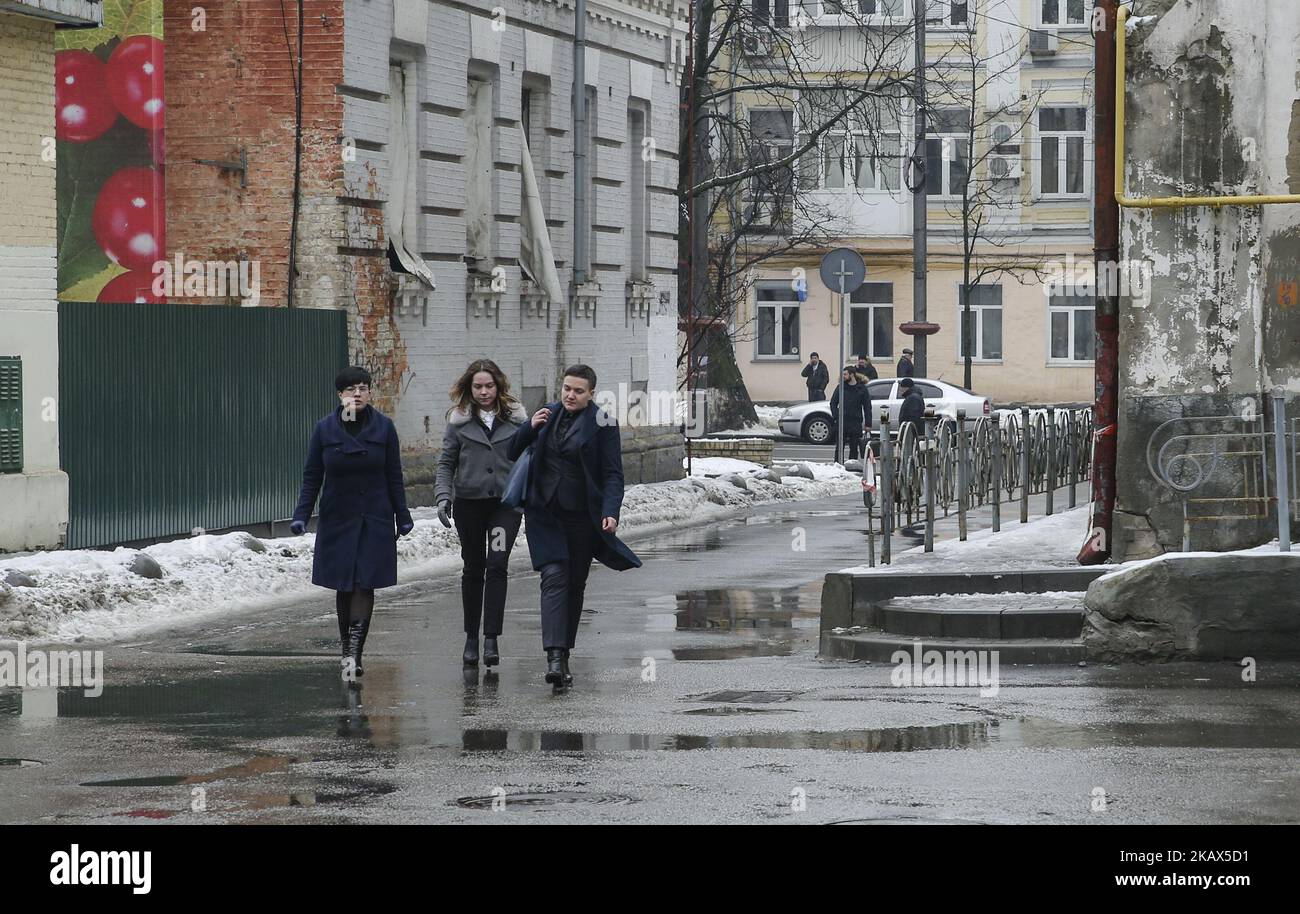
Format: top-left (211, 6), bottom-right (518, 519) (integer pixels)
top-left (821, 631), bottom-right (1087, 665)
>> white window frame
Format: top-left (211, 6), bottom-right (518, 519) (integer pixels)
top-left (926, 109), bottom-right (971, 199)
top-left (924, 0), bottom-right (969, 30)
top-left (816, 0), bottom-right (909, 26)
top-left (955, 284), bottom-right (1004, 363)
top-left (754, 281), bottom-right (802, 360)
top-left (1035, 105), bottom-right (1089, 200)
top-left (1039, 0), bottom-right (1090, 28)
top-left (748, 108), bottom-right (795, 226)
top-left (797, 93), bottom-right (903, 194)
top-left (849, 282), bottom-right (895, 360)
top-left (1046, 291), bottom-right (1096, 365)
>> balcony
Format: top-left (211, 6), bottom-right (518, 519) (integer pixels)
top-left (0, 0), bottom-right (103, 26)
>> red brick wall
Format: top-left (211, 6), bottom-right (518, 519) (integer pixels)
top-left (162, 0), bottom-right (345, 310)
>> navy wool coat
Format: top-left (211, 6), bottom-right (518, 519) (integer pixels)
top-left (292, 406), bottom-right (414, 591)
top-left (507, 402), bottom-right (642, 573)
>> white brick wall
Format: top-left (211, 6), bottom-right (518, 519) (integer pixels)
top-left (0, 12), bottom-right (69, 549)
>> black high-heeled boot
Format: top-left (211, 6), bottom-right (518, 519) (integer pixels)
top-left (336, 608), bottom-right (349, 660)
top-left (544, 648), bottom-right (565, 685)
top-left (482, 636), bottom-right (500, 667)
top-left (463, 635), bottom-right (480, 666)
top-left (561, 649), bottom-right (573, 686)
top-left (346, 618), bottom-right (370, 678)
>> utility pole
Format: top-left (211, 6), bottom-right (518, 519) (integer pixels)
top-left (686, 0), bottom-right (712, 441)
top-left (911, 0), bottom-right (928, 376)
top-left (1078, 0), bottom-right (1119, 564)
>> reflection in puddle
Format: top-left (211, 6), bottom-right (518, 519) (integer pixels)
top-left (0, 758), bottom-right (45, 768)
top-left (454, 791), bottom-right (637, 809)
top-left (648, 584), bottom-right (821, 660)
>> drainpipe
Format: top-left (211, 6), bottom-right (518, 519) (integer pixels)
top-left (1077, 0), bottom-right (1120, 565)
top-left (573, 0), bottom-right (589, 286)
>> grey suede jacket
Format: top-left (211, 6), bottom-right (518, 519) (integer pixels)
top-left (433, 403), bottom-right (528, 503)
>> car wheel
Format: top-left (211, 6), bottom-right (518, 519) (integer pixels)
top-left (803, 415), bottom-right (832, 445)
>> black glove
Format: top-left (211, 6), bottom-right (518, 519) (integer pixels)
top-left (437, 500), bottom-right (452, 528)
top-left (289, 520), bottom-right (306, 535)
top-left (397, 521), bottom-right (414, 536)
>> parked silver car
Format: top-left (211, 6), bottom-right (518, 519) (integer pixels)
top-left (778, 378), bottom-right (992, 444)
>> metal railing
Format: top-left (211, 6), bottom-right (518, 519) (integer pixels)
top-left (861, 405), bottom-right (1093, 566)
top-left (1146, 391), bottom-right (1293, 552)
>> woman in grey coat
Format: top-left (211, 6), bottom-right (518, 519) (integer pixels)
top-left (435, 359), bottom-right (527, 667)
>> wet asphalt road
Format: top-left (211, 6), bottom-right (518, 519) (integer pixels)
top-left (2, 491), bottom-right (1300, 824)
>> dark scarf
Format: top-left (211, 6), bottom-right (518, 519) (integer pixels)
top-left (342, 405), bottom-right (371, 439)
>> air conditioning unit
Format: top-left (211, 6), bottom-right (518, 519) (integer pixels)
top-left (741, 31), bottom-right (771, 58)
top-left (989, 153), bottom-right (1022, 181)
top-left (1029, 29), bottom-right (1059, 55)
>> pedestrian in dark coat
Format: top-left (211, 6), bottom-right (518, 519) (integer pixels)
top-left (855, 355), bottom-right (879, 380)
top-left (897, 376), bottom-right (926, 439)
top-left (801, 352), bottom-right (830, 401)
top-left (896, 348), bottom-right (915, 377)
top-left (830, 366), bottom-right (872, 461)
top-left (507, 364), bottom-right (642, 688)
top-left (291, 366), bottom-right (413, 682)
top-left (434, 359), bottom-right (527, 669)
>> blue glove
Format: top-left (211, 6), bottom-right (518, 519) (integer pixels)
top-left (397, 522), bottom-right (414, 536)
top-left (290, 520), bottom-right (306, 535)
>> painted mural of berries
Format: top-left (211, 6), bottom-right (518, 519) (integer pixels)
top-left (55, 50), bottom-right (119, 142)
top-left (97, 270), bottom-right (165, 304)
top-left (106, 35), bottom-right (165, 132)
top-left (92, 167), bottom-right (165, 273)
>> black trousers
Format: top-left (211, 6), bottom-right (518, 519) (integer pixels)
top-left (453, 497), bottom-right (522, 637)
top-left (538, 507), bottom-right (597, 650)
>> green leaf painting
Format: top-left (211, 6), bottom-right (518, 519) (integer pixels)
top-left (55, 0), bottom-right (164, 51)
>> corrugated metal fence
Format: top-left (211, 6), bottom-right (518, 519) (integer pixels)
top-left (58, 302), bottom-right (347, 548)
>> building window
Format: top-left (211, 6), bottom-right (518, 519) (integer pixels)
top-left (926, 108), bottom-right (971, 197)
top-left (957, 284), bottom-right (1003, 361)
top-left (748, 109), bottom-right (794, 227)
top-left (1041, 0), bottom-right (1087, 26)
top-left (752, 0), bottom-right (791, 27)
top-left (628, 105), bottom-right (649, 280)
top-left (755, 281), bottom-right (801, 357)
top-left (926, 0), bottom-right (969, 27)
top-left (797, 93), bottom-right (902, 192)
top-left (1038, 106), bottom-right (1087, 197)
top-left (850, 282), bottom-right (894, 360)
top-left (1048, 291), bottom-right (1095, 362)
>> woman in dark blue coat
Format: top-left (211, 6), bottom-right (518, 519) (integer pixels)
top-left (507, 364), bottom-right (641, 688)
top-left (291, 366), bottom-right (414, 681)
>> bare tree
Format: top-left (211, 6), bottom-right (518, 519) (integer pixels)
top-left (681, 0), bottom-right (917, 431)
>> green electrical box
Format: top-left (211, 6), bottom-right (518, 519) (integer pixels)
top-left (0, 356), bottom-right (20, 474)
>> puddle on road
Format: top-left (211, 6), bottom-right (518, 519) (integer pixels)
top-left (0, 758), bottom-right (45, 768)
top-left (680, 706), bottom-right (796, 716)
top-left (79, 754), bottom-right (298, 788)
top-left (648, 584), bottom-right (821, 660)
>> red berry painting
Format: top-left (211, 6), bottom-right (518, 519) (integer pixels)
top-left (55, 50), bottom-right (119, 143)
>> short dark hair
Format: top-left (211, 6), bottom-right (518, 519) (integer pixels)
top-left (899, 377), bottom-right (915, 389)
top-left (809, 352), bottom-right (819, 358)
top-left (562, 364), bottom-right (597, 392)
top-left (335, 366), bottom-right (372, 391)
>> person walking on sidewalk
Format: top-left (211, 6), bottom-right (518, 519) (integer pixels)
top-left (434, 359), bottom-right (527, 669)
top-left (897, 376), bottom-right (926, 438)
top-left (830, 365), bottom-right (872, 462)
top-left (291, 366), bottom-right (414, 682)
top-left (896, 348), bottom-right (915, 378)
top-left (507, 365), bottom-right (642, 688)
top-left (801, 352), bottom-right (829, 401)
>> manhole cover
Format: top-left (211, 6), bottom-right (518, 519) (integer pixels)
top-left (685, 690), bottom-right (802, 704)
top-left (827, 816), bottom-right (984, 825)
top-left (680, 706), bottom-right (795, 716)
top-left (0, 758), bottom-right (45, 768)
top-left (453, 791), bottom-right (636, 809)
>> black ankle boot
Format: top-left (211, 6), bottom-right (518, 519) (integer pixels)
top-left (544, 648), bottom-right (565, 685)
top-left (561, 649), bottom-right (573, 686)
top-left (345, 619), bottom-right (370, 679)
top-left (463, 635), bottom-right (480, 666)
top-left (482, 636), bottom-right (500, 667)
top-left (337, 610), bottom-right (349, 660)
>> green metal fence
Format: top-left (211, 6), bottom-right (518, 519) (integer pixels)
top-left (58, 302), bottom-right (347, 549)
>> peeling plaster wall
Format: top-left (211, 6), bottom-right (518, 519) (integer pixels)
top-left (1117, 0), bottom-right (1300, 560)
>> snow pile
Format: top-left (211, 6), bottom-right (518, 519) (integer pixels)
top-left (1096, 541), bottom-right (1300, 583)
top-left (687, 456), bottom-right (767, 476)
top-left (0, 464), bottom-right (862, 644)
top-left (839, 505), bottom-right (1092, 575)
top-left (713, 404), bottom-right (786, 437)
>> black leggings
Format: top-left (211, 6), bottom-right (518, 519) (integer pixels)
top-left (453, 497), bottom-right (522, 637)
top-left (335, 589), bottom-right (375, 638)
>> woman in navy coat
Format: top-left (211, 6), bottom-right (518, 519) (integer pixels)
top-left (507, 364), bottom-right (641, 687)
top-left (291, 366), bottom-right (414, 680)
